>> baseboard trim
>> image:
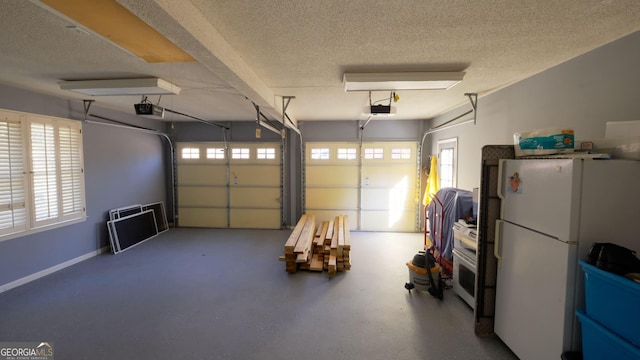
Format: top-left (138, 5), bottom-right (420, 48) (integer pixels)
top-left (0, 246), bottom-right (110, 294)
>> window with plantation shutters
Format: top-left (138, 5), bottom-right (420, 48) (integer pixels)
top-left (0, 109), bottom-right (85, 241)
top-left (30, 120), bottom-right (59, 225)
top-left (0, 116), bottom-right (27, 235)
top-left (58, 122), bottom-right (84, 220)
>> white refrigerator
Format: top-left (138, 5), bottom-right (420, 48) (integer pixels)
top-left (494, 158), bottom-right (640, 360)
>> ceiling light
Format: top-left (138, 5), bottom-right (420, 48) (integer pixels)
top-left (58, 78), bottom-right (181, 96)
top-left (343, 71), bottom-right (465, 91)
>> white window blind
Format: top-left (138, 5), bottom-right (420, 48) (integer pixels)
top-left (58, 123), bottom-right (84, 220)
top-left (31, 121), bottom-right (59, 225)
top-left (0, 109), bottom-right (86, 240)
top-left (0, 118), bottom-right (26, 235)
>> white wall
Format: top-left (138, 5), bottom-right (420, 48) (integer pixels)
top-left (428, 30), bottom-right (640, 191)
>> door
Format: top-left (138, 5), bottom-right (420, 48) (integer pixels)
top-left (176, 142), bottom-right (281, 229)
top-left (304, 141), bottom-right (418, 231)
top-left (228, 143), bottom-right (281, 229)
top-left (360, 142), bottom-right (418, 231)
top-left (499, 159), bottom-right (580, 241)
top-left (304, 142), bottom-right (359, 229)
top-left (177, 142), bottom-right (228, 228)
top-left (494, 221), bottom-right (577, 360)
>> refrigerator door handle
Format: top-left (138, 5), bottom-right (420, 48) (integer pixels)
top-left (494, 219), bottom-right (503, 269)
top-left (496, 159), bottom-right (507, 201)
top-left (496, 159), bottom-right (507, 220)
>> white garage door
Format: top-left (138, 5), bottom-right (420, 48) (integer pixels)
top-left (177, 142), bottom-right (281, 229)
top-left (305, 141), bottom-right (418, 231)
top-left (305, 142), bottom-right (359, 229)
top-left (361, 142), bottom-right (418, 231)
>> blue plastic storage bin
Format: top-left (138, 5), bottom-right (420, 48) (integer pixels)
top-left (579, 259), bottom-right (640, 347)
top-left (576, 310), bottom-right (640, 360)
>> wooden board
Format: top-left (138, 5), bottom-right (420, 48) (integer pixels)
top-left (293, 215), bottom-right (316, 261)
top-left (284, 214), bottom-right (308, 254)
top-left (328, 254), bottom-right (337, 278)
top-left (310, 254), bottom-right (324, 271)
top-left (330, 217), bottom-right (338, 249)
top-left (344, 215), bottom-right (351, 249)
top-left (313, 221), bottom-right (329, 251)
top-left (325, 220), bottom-right (335, 240)
top-left (337, 215), bottom-right (345, 251)
top-left (41, 0), bottom-right (196, 63)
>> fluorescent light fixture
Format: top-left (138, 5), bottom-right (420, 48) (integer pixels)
top-left (343, 71), bottom-right (465, 91)
top-left (58, 78), bottom-right (181, 96)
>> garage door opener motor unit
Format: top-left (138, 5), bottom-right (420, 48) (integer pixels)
top-left (134, 102), bottom-right (165, 118)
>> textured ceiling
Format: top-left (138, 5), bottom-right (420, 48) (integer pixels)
top-left (0, 0), bottom-right (638, 126)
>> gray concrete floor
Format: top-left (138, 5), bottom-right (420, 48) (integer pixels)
top-left (0, 228), bottom-right (517, 360)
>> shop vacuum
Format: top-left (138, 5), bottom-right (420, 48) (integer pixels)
top-left (404, 248), bottom-right (444, 299)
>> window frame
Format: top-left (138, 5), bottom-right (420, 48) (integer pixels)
top-left (437, 137), bottom-right (458, 189)
top-left (391, 147), bottom-right (411, 160)
top-left (181, 147), bottom-right (200, 159)
top-left (337, 147), bottom-right (357, 160)
top-left (363, 148), bottom-right (384, 160)
top-left (256, 147), bottom-right (276, 160)
top-left (206, 147), bottom-right (225, 160)
top-left (0, 109), bottom-right (86, 241)
top-left (231, 148), bottom-right (250, 160)
top-left (310, 148), bottom-right (330, 160)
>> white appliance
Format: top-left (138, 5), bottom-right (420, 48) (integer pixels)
top-left (452, 247), bottom-right (476, 308)
top-left (494, 158), bottom-right (640, 360)
top-left (453, 222), bottom-right (477, 309)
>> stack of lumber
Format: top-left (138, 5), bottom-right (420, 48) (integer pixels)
top-left (281, 214), bottom-right (351, 278)
top-left (283, 214), bottom-right (316, 273)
